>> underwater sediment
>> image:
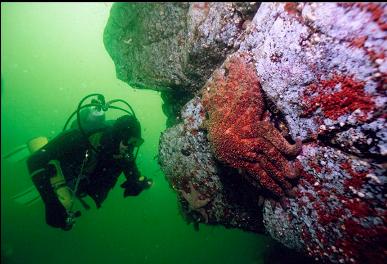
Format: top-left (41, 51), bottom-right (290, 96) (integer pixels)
top-left (104, 2), bottom-right (387, 264)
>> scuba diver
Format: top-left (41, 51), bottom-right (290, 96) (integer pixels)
top-left (25, 94), bottom-right (153, 230)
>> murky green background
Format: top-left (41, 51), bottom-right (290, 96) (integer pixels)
top-left (1, 3), bottom-right (279, 264)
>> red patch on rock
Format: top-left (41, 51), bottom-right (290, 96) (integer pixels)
top-left (284, 3), bottom-right (298, 15)
top-left (340, 161), bottom-right (368, 189)
top-left (357, 3), bottom-right (386, 30)
top-left (350, 36), bottom-right (368, 49)
top-left (301, 74), bottom-right (375, 121)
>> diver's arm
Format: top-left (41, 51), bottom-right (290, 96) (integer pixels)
top-left (120, 156), bottom-right (141, 193)
top-left (122, 155), bottom-right (141, 180)
top-left (120, 156), bottom-right (152, 197)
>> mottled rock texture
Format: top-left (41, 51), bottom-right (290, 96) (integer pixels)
top-left (238, 3), bottom-right (387, 263)
top-left (159, 97), bottom-right (265, 233)
top-left (106, 2), bottom-right (387, 264)
top-left (104, 2), bottom-right (260, 126)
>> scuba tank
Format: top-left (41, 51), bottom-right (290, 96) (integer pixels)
top-left (27, 136), bottom-right (49, 153)
top-left (10, 136), bottom-right (49, 206)
top-left (2, 136), bottom-right (49, 163)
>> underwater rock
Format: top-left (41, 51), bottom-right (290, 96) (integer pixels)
top-left (159, 97), bottom-right (264, 232)
top-left (105, 2), bottom-right (386, 264)
top-left (159, 2), bottom-right (386, 264)
top-left (104, 2), bottom-right (190, 91)
top-left (104, 2), bottom-right (260, 92)
top-left (237, 3), bottom-right (387, 263)
top-left (103, 2), bottom-right (260, 126)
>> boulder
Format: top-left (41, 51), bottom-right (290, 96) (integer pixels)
top-left (104, 2), bottom-right (260, 126)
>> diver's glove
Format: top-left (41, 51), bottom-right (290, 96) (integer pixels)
top-left (121, 176), bottom-right (153, 197)
top-left (63, 211), bottom-right (81, 231)
top-left (139, 176), bottom-right (153, 190)
top-left (45, 200), bottom-right (80, 231)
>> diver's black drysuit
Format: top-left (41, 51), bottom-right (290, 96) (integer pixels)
top-left (27, 118), bottom-right (148, 230)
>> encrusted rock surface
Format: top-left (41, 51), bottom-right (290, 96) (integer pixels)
top-left (104, 2), bottom-right (260, 126)
top-left (106, 2), bottom-right (387, 263)
top-left (159, 97), bottom-right (265, 233)
top-left (237, 4), bottom-right (387, 263)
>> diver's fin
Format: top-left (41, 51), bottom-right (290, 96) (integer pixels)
top-left (12, 186), bottom-right (41, 206)
top-left (2, 144), bottom-right (30, 163)
top-left (23, 195), bottom-right (41, 206)
top-left (12, 186), bottom-right (35, 199)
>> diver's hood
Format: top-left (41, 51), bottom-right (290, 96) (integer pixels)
top-left (112, 115), bottom-right (142, 143)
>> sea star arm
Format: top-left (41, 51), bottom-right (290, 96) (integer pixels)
top-left (246, 162), bottom-right (285, 197)
top-left (181, 182), bottom-right (210, 210)
top-left (256, 153), bottom-right (293, 191)
top-left (241, 136), bottom-right (298, 179)
top-left (257, 121), bottom-right (302, 158)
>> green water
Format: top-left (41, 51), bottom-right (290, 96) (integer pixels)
top-left (1, 3), bottom-right (274, 264)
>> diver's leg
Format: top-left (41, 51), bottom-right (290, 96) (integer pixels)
top-left (28, 149), bottom-right (71, 230)
top-left (31, 168), bottom-right (70, 230)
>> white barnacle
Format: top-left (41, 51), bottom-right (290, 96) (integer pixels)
top-left (366, 173), bottom-right (381, 184)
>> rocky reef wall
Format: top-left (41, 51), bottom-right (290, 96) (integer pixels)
top-left (104, 2), bottom-right (260, 126)
top-left (105, 2), bottom-right (387, 263)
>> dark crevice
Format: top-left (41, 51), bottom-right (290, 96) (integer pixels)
top-left (317, 132), bottom-right (386, 164)
top-left (315, 109), bottom-right (386, 163)
top-left (161, 90), bottom-right (194, 128)
top-left (262, 92), bottom-right (295, 143)
top-left (216, 162), bottom-right (266, 233)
